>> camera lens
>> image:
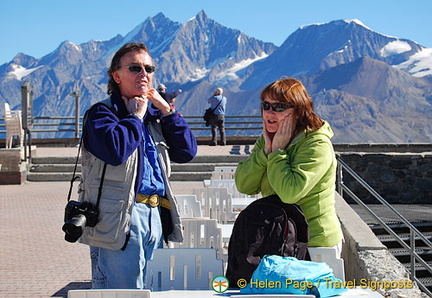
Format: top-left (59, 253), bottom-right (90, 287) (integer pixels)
top-left (62, 214), bottom-right (87, 243)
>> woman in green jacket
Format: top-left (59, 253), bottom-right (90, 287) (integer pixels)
top-left (235, 77), bottom-right (343, 251)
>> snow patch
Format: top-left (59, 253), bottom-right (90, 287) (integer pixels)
top-left (300, 19), bottom-right (369, 30)
top-left (187, 16), bottom-right (196, 23)
top-left (299, 22), bottom-right (325, 30)
top-left (396, 47), bottom-right (432, 77)
top-left (343, 19), bottom-right (372, 31)
top-left (327, 40), bottom-right (352, 57)
top-left (189, 67), bottom-right (210, 82)
top-left (72, 43), bottom-right (81, 52)
top-left (381, 40), bottom-right (412, 57)
top-left (214, 52), bottom-right (269, 84)
top-left (7, 64), bottom-right (42, 81)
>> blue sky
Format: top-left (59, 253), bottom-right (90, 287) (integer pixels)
top-left (1, 0), bottom-right (431, 65)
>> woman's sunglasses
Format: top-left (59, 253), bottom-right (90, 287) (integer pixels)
top-left (120, 65), bottom-right (156, 74)
top-left (261, 101), bottom-right (294, 112)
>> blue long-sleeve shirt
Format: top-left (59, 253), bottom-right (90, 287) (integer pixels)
top-left (83, 90), bottom-right (197, 196)
top-left (208, 95), bottom-right (226, 115)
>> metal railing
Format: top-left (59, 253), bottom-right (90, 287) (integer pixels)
top-left (336, 158), bottom-right (432, 296)
top-left (0, 115), bottom-right (263, 139)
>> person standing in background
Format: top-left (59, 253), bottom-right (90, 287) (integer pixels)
top-left (207, 87), bottom-right (227, 146)
top-left (157, 84), bottom-right (182, 108)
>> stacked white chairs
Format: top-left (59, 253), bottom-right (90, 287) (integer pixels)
top-left (172, 191), bottom-right (233, 265)
top-left (203, 165), bottom-right (260, 211)
top-left (204, 166), bottom-right (236, 186)
top-left (175, 195), bottom-right (203, 218)
top-left (4, 103), bottom-right (24, 148)
top-left (145, 248), bottom-right (224, 291)
top-left (169, 218), bottom-right (223, 251)
top-left (204, 179), bottom-right (259, 210)
top-left (210, 166), bottom-right (236, 180)
top-left (160, 167), bottom-right (254, 282)
top-left (192, 187), bottom-right (238, 224)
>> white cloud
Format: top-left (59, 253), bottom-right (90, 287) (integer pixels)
top-left (380, 40), bottom-right (412, 57)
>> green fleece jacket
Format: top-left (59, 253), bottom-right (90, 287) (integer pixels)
top-left (235, 121), bottom-right (342, 247)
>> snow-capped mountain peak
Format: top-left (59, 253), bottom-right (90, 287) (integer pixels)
top-left (0, 13), bottom-right (431, 143)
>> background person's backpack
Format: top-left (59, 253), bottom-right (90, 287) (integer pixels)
top-left (225, 194), bottom-right (310, 287)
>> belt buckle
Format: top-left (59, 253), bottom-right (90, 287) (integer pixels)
top-left (148, 194), bottom-right (160, 207)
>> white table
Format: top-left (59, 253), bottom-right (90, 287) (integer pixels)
top-left (151, 287), bottom-right (384, 297)
top-left (68, 287), bottom-right (384, 297)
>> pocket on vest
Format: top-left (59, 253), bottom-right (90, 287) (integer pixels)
top-left (89, 186), bottom-right (129, 244)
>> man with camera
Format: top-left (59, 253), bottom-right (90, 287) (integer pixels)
top-left (62, 43), bottom-right (197, 289)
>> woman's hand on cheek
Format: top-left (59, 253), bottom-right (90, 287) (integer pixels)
top-left (272, 116), bottom-right (292, 152)
top-left (263, 120), bottom-right (272, 156)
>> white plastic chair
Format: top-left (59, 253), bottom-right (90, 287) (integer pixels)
top-left (204, 166), bottom-right (237, 186)
top-left (192, 187), bottom-right (238, 223)
top-left (145, 248), bottom-right (224, 291)
top-left (68, 289), bottom-right (151, 298)
top-left (205, 179), bottom-right (251, 198)
top-left (4, 103), bottom-right (24, 148)
top-left (175, 194), bottom-right (203, 218)
top-left (308, 247), bottom-right (345, 282)
top-left (170, 218), bottom-right (223, 250)
top-left (211, 166), bottom-right (237, 180)
top-left (230, 295), bottom-right (315, 298)
top-left (169, 217), bottom-right (228, 266)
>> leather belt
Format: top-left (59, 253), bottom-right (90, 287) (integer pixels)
top-left (136, 194), bottom-right (171, 209)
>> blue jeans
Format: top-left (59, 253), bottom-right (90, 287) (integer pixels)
top-left (90, 202), bottom-right (163, 289)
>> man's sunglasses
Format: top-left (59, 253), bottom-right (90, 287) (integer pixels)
top-left (120, 65), bottom-right (156, 74)
top-left (261, 101), bottom-right (294, 112)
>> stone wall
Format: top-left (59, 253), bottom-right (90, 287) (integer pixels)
top-left (335, 192), bottom-right (428, 297)
top-left (337, 152), bottom-right (432, 204)
top-left (0, 148), bottom-right (27, 184)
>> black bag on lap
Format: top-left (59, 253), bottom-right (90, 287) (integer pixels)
top-left (225, 195), bottom-right (310, 288)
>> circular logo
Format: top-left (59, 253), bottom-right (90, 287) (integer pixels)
top-left (212, 275), bottom-right (229, 293)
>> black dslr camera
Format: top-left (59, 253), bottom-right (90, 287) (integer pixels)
top-left (62, 200), bottom-right (99, 243)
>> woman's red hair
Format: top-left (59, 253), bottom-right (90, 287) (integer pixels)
top-left (260, 77), bottom-right (323, 134)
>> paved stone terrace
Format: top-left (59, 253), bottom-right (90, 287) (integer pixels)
top-left (1, 144), bottom-right (431, 297)
top-left (0, 145), bottom-right (248, 298)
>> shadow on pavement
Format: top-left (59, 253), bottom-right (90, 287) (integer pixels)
top-left (52, 281), bottom-right (91, 297)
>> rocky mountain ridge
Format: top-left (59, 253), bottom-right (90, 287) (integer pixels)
top-left (0, 10), bottom-right (431, 143)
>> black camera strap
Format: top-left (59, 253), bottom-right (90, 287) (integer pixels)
top-left (211, 98), bottom-right (222, 112)
top-left (67, 138), bottom-right (83, 202)
top-left (95, 163), bottom-right (107, 209)
top-left (67, 136), bottom-right (107, 210)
